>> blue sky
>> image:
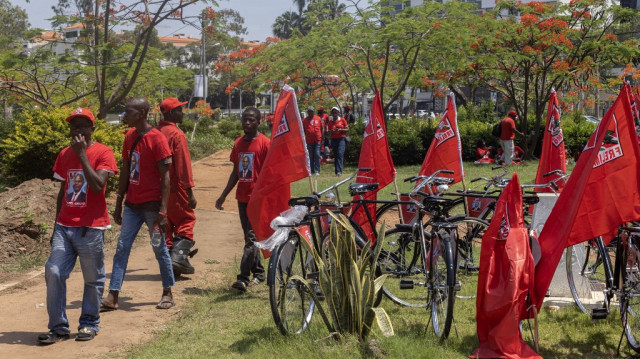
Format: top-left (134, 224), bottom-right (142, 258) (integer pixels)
top-left (10, 0), bottom-right (299, 42)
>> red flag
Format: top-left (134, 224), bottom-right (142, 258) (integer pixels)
top-left (534, 89), bottom-right (566, 192)
top-left (418, 92), bottom-right (463, 183)
top-left (473, 173), bottom-right (540, 359)
top-left (247, 85), bottom-right (310, 252)
top-left (351, 89), bottom-right (396, 241)
top-left (532, 84), bottom-right (640, 311)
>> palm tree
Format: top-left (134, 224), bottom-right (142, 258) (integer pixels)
top-left (272, 11), bottom-right (300, 39)
top-left (293, 0), bottom-right (307, 16)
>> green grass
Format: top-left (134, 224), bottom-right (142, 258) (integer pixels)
top-left (127, 256), bottom-right (634, 358)
top-left (129, 160), bottom-right (638, 359)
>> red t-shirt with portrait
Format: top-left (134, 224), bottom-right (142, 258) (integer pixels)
top-left (328, 117), bottom-right (348, 139)
top-left (302, 115), bottom-right (323, 144)
top-left (53, 142), bottom-right (118, 228)
top-left (230, 133), bottom-right (270, 203)
top-left (122, 128), bottom-right (172, 204)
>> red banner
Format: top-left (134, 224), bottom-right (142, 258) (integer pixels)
top-left (532, 84), bottom-right (640, 311)
top-left (351, 89), bottom-right (396, 241)
top-left (534, 89), bottom-right (566, 192)
top-left (247, 85), bottom-right (310, 254)
top-left (418, 92), bottom-right (463, 183)
top-left (473, 173), bottom-right (540, 359)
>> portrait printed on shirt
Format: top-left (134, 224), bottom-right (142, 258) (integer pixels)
top-left (130, 151), bottom-right (140, 184)
top-left (238, 153), bottom-right (254, 182)
top-left (66, 170), bottom-right (88, 207)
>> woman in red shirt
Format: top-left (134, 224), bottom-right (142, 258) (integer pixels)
top-left (328, 106), bottom-right (349, 176)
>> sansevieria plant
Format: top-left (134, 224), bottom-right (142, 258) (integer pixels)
top-left (290, 212), bottom-right (393, 340)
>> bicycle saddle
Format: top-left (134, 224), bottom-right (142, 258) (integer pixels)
top-left (348, 183), bottom-right (379, 196)
top-left (288, 196), bottom-right (319, 207)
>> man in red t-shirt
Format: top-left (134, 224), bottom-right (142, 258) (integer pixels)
top-left (328, 106), bottom-right (349, 176)
top-left (303, 106), bottom-right (323, 175)
top-left (215, 107), bottom-right (270, 292)
top-left (38, 108), bottom-right (118, 344)
top-left (499, 110), bottom-right (523, 165)
top-left (101, 98), bottom-right (176, 312)
top-left (318, 106), bottom-right (330, 161)
top-left (157, 97), bottom-right (198, 277)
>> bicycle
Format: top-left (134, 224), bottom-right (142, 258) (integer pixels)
top-left (375, 170), bottom-right (491, 339)
top-left (267, 169), bottom-right (399, 335)
top-left (564, 224), bottom-right (640, 353)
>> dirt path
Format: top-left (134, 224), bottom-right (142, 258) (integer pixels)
top-left (0, 150), bottom-right (244, 358)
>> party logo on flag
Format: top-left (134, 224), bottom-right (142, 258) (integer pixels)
top-left (433, 116), bottom-right (455, 148)
top-left (587, 115), bottom-right (623, 168)
top-left (548, 105), bottom-right (564, 147)
top-left (363, 116), bottom-right (386, 140)
top-left (273, 105), bottom-right (291, 138)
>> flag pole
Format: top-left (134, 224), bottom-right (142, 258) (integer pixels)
top-left (308, 175), bottom-right (315, 195)
top-left (393, 175), bottom-right (404, 224)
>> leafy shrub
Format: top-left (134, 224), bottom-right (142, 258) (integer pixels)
top-left (216, 118), bottom-right (243, 139)
top-left (562, 112), bottom-right (597, 160)
top-left (0, 107), bottom-right (124, 191)
top-left (189, 130), bottom-right (235, 161)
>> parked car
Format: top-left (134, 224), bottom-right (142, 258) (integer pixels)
top-left (416, 110), bottom-right (428, 118)
top-left (583, 115), bottom-right (600, 123)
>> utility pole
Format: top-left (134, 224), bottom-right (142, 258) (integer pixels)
top-left (200, 13), bottom-right (207, 104)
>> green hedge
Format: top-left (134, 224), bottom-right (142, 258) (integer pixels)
top-left (0, 108), bottom-right (125, 191)
top-left (343, 114), bottom-right (594, 165)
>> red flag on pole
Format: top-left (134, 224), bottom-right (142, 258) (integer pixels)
top-left (247, 85), bottom-right (310, 251)
top-left (418, 92), bottom-right (463, 183)
top-left (473, 172), bottom-right (540, 359)
top-left (351, 89), bottom-right (396, 241)
top-left (531, 84), bottom-right (640, 311)
top-left (534, 89), bottom-right (567, 192)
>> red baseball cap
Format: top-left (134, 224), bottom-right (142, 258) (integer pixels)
top-left (508, 110), bottom-right (517, 117)
top-left (160, 97), bottom-right (188, 114)
top-left (65, 107), bottom-right (95, 124)
top-left (317, 106), bottom-right (324, 111)
top-left (344, 105), bottom-right (351, 110)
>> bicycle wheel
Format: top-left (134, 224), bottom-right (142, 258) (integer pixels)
top-left (450, 217), bottom-right (489, 299)
top-left (377, 228), bottom-right (428, 307)
top-left (268, 233), bottom-right (316, 335)
top-left (376, 202), bottom-right (405, 229)
top-left (566, 240), bottom-right (608, 314)
top-left (430, 231), bottom-right (455, 339)
top-left (621, 235), bottom-right (640, 352)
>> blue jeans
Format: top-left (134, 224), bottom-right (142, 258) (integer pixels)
top-left (108, 205), bottom-right (175, 291)
top-left (45, 224), bottom-right (105, 334)
top-left (307, 143), bottom-right (321, 174)
top-left (331, 138), bottom-right (346, 175)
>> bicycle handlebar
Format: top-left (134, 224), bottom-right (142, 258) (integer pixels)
top-left (316, 172), bottom-right (356, 196)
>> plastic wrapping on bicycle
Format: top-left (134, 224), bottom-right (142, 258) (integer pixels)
top-left (623, 225), bottom-right (640, 233)
top-left (348, 182), bottom-right (379, 196)
top-left (287, 196), bottom-right (319, 207)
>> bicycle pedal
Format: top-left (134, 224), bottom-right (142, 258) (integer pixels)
top-left (591, 308), bottom-right (609, 320)
top-left (399, 279), bottom-right (414, 289)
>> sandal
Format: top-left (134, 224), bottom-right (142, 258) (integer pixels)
top-left (38, 331), bottom-right (70, 345)
top-left (156, 295), bottom-right (175, 310)
top-left (76, 327), bottom-right (96, 341)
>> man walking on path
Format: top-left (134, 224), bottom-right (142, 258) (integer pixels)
top-left (500, 110), bottom-right (523, 165)
top-left (215, 107), bottom-right (270, 293)
top-left (101, 97), bottom-right (176, 311)
top-left (157, 97), bottom-right (198, 277)
top-left (39, 108), bottom-right (118, 344)
top-left (303, 106), bottom-right (323, 175)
